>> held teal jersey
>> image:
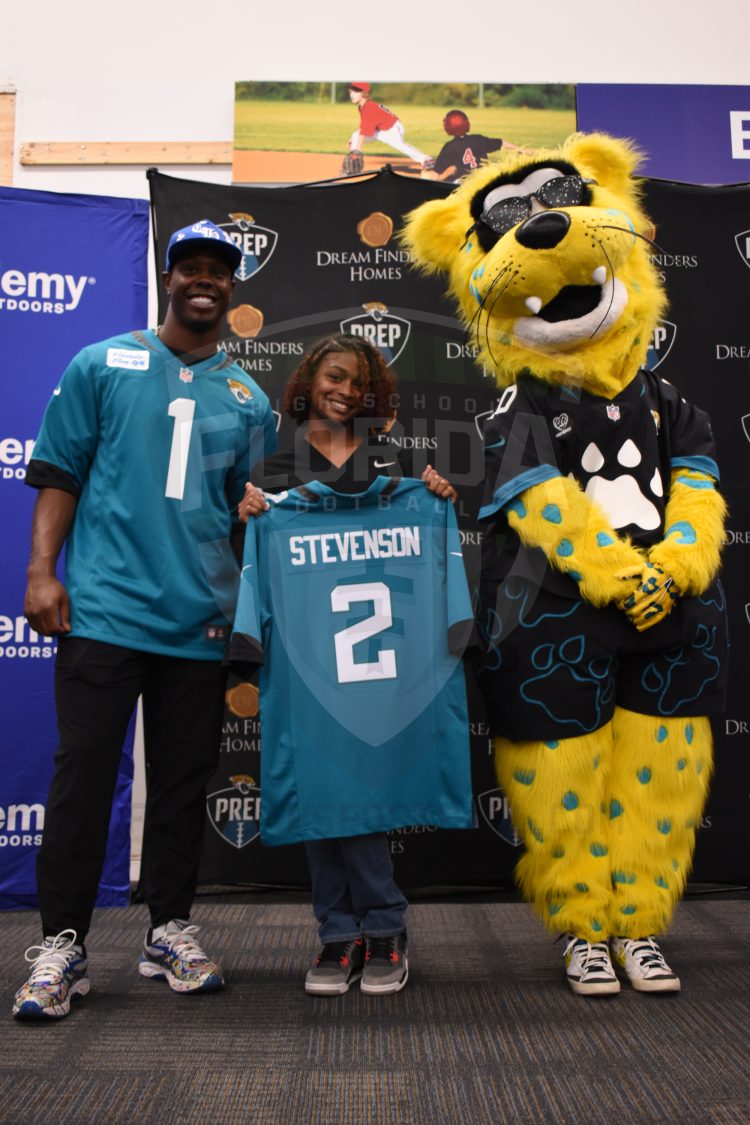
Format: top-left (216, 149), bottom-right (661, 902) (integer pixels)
top-left (27, 329), bottom-right (277, 659)
top-left (229, 477), bottom-right (475, 845)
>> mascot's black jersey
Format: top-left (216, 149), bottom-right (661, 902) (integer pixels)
top-left (478, 368), bottom-right (719, 597)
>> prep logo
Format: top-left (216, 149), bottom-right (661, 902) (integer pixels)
top-left (734, 229), bottom-right (750, 270)
top-left (1, 437), bottom-right (35, 481)
top-left (646, 320), bottom-right (677, 370)
top-left (218, 212), bottom-right (278, 282)
top-left (0, 269), bottom-right (93, 315)
top-left (476, 788), bottom-right (522, 847)
top-left (0, 614), bottom-right (56, 659)
top-left (0, 802), bottom-right (44, 848)
top-left (341, 302), bottom-right (411, 365)
top-left (206, 774), bottom-right (260, 849)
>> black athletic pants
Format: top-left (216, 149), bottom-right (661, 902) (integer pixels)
top-left (37, 637), bottom-right (227, 943)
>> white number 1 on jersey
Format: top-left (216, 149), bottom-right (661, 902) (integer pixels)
top-left (331, 581), bottom-right (397, 684)
top-left (165, 398), bottom-right (196, 500)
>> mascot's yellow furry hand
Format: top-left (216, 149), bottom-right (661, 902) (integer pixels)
top-left (647, 469), bottom-right (726, 597)
top-left (505, 475), bottom-right (647, 607)
top-left (618, 561), bottom-right (680, 632)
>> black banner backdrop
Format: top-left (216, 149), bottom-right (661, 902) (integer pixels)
top-left (149, 169), bottom-right (749, 891)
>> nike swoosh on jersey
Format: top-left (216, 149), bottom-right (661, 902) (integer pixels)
top-left (373, 459), bottom-right (396, 468)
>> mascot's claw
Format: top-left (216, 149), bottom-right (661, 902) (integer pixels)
top-left (618, 562), bottom-right (680, 632)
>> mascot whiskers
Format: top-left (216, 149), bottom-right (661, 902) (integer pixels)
top-left (404, 133), bottom-right (728, 995)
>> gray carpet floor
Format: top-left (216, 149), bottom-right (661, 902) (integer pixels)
top-left (0, 899), bottom-right (748, 1124)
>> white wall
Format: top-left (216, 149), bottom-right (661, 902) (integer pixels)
top-left (4, 0), bottom-right (750, 200)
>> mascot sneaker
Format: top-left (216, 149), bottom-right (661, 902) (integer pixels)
top-left (305, 938), bottom-right (365, 995)
top-left (361, 931), bottom-right (409, 995)
top-left (563, 935), bottom-right (620, 996)
top-left (139, 919), bottom-right (224, 993)
top-left (12, 929), bottom-right (89, 1020)
top-left (611, 936), bottom-right (681, 992)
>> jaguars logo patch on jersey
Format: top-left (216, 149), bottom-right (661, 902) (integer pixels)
top-left (227, 377), bottom-right (253, 404)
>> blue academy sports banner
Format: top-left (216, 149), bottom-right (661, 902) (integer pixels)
top-left (150, 169), bottom-right (749, 893)
top-left (577, 85), bottom-right (750, 184)
top-left (0, 186), bottom-right (148, 909)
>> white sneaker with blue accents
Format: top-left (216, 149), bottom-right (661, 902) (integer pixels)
top-left (139, 919), bottom-right (224, 993)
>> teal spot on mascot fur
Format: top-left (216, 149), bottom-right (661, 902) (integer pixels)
top-left (656, 726), bottom-right (668, 743)
top-left (655, 876), bottom-right (669, 889)
top-left (590, 918), bottom-right (603, 933)
top-left (513, 768), bottom-right (536, 786)
top-left (542, 504), bottom-right (562, 524)
top-left (562, 791), bottom-right (579, 811)
top-left (506, 498), bottom-right (526, 519)
top-left (596, 532), bottom-right (615, 546)
top-left (637, 767), bottom-right (652, 784)
top-left (547, 902), bottom-right (563, 916)
top-left (590, 842), bottom-right (608, 857)
top-left (557, 539), bottom-right (574, 557)
top-left (545, 739), bottom-right (559, 749)
top-left (685, 724), bottom-right (694, 744)
top-left (657, 819), bottom-right (672, 835)
top-left (568, 570), bottom-right (583, 582)
top-left (612, 870), bottom-right (636, 884)
top-left (609, 799), bottom-right (624, 820)
top-left (528, 818), bottom-right (544, 843)
top-left (620, 904), bottom-right (637, 915)
top-left (665, 520), bottom-right (697, 545)
top-left (575, 882), bottom-right (589, 893)
top-left (676, 758), bottom-right (687, 771)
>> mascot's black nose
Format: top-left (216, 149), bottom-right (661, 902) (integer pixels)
top-left (515, 211), bottom-right (571, 250)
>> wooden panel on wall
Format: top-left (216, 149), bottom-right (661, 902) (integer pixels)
top-left (20, 141), bottom-right (232, 166)
top-left (0, 93), bottom-right (16, 185)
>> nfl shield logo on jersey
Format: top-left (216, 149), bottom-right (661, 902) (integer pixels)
top-left (179, 367), bottom-right (193, 383)
top-left (341, 302), bottom-right (411, 365)
top-left (477, 788), bottom-right (522, 847)
top-left (606, 403), bottom-right (621, 422)
top-left (206, 774), bottom-right (261, 849)
top-left (218, 212), bottom-right (278, 283)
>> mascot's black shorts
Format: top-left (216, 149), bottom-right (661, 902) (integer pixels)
top-left (477, 577), bottom-right (728, 742)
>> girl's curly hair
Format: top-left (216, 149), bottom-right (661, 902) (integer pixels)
top-left (284, 333), bottom-right (398, 428)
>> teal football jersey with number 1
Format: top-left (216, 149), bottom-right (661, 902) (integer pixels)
top-left (229, 476), bottom-right (475, 845)
top-left (28, 329), bottom-right (277, 659)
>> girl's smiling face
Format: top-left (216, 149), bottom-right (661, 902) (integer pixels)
top-left (308, 351), bottom-right (366, 427)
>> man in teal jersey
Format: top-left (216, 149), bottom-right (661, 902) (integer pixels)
top-left (13, 221), bottom-right (277, 1021)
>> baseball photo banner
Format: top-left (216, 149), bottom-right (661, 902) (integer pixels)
top-left (150, 169), bottom-right (748, 892)
top-left (0, 185), bottom-right (149, 909)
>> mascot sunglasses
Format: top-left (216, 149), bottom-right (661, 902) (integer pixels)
top-left (469, 174), bottom-right (597, 239)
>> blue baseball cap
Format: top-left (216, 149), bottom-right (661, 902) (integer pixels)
top-left (165, 219), bottom-right (242, 273)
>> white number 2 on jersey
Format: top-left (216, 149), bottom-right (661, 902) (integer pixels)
top-left (331, 582), bottom-right (397, 684)
top-left (165, 398), bottom-right (196, 500)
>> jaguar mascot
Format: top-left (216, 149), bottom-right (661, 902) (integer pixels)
top-left (404, 133), bottom-right (727, 995)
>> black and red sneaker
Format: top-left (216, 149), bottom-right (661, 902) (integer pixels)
top-left (361, 931), bottom-right (409, 995)
top-left (304, 938), bottom-right (365, 996)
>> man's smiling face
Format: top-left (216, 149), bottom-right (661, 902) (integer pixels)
top-left (163, 250), bottom-right (235, 334)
